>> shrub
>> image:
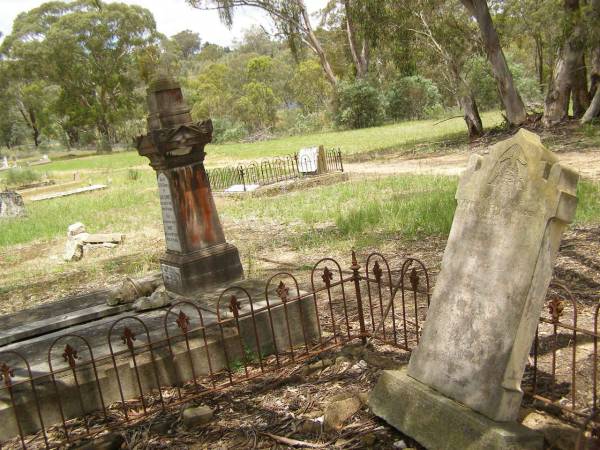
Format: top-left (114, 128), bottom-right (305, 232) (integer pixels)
top-left (385, 76), bottom-right (443, 120)
top-left (211, 118), bottom-right (248, 144)
top-left (465, 55), bottom-right (544, 111)
top-left (334, 80), bottom-right (384, 129)
top-left (234, 82), bottom-right (279, 132)
top-left (4, 167), bottom-right (41, 187)
top-left (277, 109), bottom-right (330, 135)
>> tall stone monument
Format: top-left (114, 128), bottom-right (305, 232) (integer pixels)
top-left (136, 76), bottom-right (243, 295)
top-left (370, 129), bottom-right (578, 449)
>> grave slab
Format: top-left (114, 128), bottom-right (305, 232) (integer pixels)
top-left (369, 369), bottom-right (543, 450)
top-left (0, 278), bottom-right (319, 441)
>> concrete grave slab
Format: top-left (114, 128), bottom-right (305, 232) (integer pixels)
top-left (370, 369), bottom-right (544, 450)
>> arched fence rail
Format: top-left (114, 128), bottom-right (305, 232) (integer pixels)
top-left (206, 148), bottom-right (343, 192)
top-left (0, 251), bottom-right (597, 448)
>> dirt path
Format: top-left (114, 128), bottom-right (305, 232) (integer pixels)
top-left (346, 148), bottom-right (600, 180)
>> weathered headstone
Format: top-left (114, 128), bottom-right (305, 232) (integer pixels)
top-left (136, 76), bottom-right (243, 295)
top-left (1, 156), bottom-right (8, 170)
top-left (370, 129), bottom-right (578, 449)
top-left (0, 191), bottom-right (25, 218)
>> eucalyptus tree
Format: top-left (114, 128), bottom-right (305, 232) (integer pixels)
top-left (1, 0), bottom-right (160, 152)
top-left (542, 0), bottom-right (588, 125)
top-left (186, 0), bottom-right (386, 84)
top-left (171, 30), bottom-right (202, 59)
top-left (459, 0), bottom-right (527, 126)
top-left (403, 0), bottom-right (484, 137)
top-left (581, 0), bottom-right (600, 123)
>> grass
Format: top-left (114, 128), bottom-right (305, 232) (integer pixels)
top-left (0, 111), bottom-right (504, 178)
top-left (576, 180), bottom-right (600, 224)
top-left (224, 175), bottom-right (459, 248)
top-left (0, 170), bottom-right (161, 247)
top-left (2, 167), bottom-right (42, 187)
top-left (2, 172), bottom-right (599, 249)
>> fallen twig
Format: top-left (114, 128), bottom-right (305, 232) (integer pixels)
top-left (262, 432), bottom-right (328, 448)
top-left (433, 115), bottom-right (463, 126)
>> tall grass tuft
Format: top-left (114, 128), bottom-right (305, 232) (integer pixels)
top-left (3, 168), bottom-right (41, 187)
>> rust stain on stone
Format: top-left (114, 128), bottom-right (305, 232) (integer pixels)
top-left (171, 165), bottom-right (218, 251)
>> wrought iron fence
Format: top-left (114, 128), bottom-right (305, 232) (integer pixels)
top-left (522, 283), bottom-right (600, 425)
top-left (206, 148), bottom-right (344, 192)
top-left (0, 251), bottom-right (597, 448)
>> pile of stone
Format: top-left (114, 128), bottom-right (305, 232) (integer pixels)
top-left (106, 275), bottom-right (171, 312)
top-left (63, 222), bottom-right (125, 261)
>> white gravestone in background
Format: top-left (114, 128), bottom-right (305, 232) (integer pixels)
top-left (297, 147), bottom-right (319, 173)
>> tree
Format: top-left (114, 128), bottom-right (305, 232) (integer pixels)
top-left (1, 1), bottom-right (160, 152)
top-left (405, 1), bottom-right (484, 137)
top-left (234, 82), bottom-right (279, 131)
top-left (460, 0), bottom-right (527, 126)
top-left (187, 63), bottom-right (234, 119)
top-left (291, 59), bottom-right (331, 113)
top-left (543, 0), bottom-right (588, 125)
top-left (171, 30), bottom-right (202, 58)
top-left (187, 0), bottom-right (339, 85)
top-left (582, 0), bottom-right (600, 123)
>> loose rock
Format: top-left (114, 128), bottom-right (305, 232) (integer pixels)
top-left (71, 432), bottom-right (124, 450)
top-left (182, 404), bottom-right (214, 429)
top-left (324, 393), bottom-right (362, 430)
top-left (521, 410), bottom-right (585, 450)
top-left (0, 191), bottom-right (25, 218)
top-left (133, 287), bottom-right (171, 312)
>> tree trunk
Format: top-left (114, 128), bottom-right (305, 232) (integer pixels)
top-left (590, 46), bottom-right (600, 99)
top-left (543, 0), bottom-right (584, 126)
top-left (17, 105), bottom-right (40, 147)
top-left (460, 94), bottom-right (484, 138)
top-left (581, 87), bottom-right (600, 123)
top-left (299, 1), bottom-right (337, 86)
top-left (572, 53), bottom-right (590, 118)
top-left (534, 34), bottom-right (545, 92)
top-left (344, 0), bottom-right (368, 79)
top-left (460, 0), bottom-right (527, 126)
top-left (96, 119), bottom-right (112, 153)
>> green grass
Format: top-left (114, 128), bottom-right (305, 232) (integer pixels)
top-left (0, 111), bottom-right (503, 178)
top-left (576, 180), bottom-right (600, 224)
top-left (223, 175), bottom-right (459, 248)
top-left (2, 167), bottom-right (42, 187)
top-left (0, 171), bottom-right (161, 247)
top-left (3, 173), bottom-right (599, 250)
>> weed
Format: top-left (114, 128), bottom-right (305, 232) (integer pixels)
top-left (3, 168), bottom-right (41, 187)
top-left (127, 169), bottom-right (141, 181)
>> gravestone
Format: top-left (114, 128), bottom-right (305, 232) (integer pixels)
top-left (1, 156), bottom-right (8, 170)
top-left (297, 145), bottom-right (326, 174)
top-left (370, 129), bottom-right (578, 449)
top-left (136, 76), bottom-right (243, 295)
top-left (0, 191), bottom-right (25, 218)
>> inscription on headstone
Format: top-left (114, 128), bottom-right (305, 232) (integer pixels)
top-left (407, 129), bottom-right (579, 422)
top-left (157, 172), bottom-right (182, 252)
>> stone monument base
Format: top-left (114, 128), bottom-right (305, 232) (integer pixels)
top-left (369, 369), bottom-right (543, 450)
top-left (160, 243), bottom-right (243, 295)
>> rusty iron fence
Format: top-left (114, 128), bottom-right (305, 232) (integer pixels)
top-left (206, 148), bottom-right (343, 192)
top-left (522, 283), bottom-right (600, 426)
top-left (0, 251), bottom-right (597, 448)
